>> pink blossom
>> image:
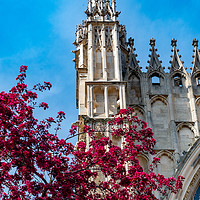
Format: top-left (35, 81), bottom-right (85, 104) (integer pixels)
top-left (0, 67), bottom-right (183, 199)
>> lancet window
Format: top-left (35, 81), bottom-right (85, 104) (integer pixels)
top-left (94, 49), bottom-right (103, 80)
top-left (177, 125), bottom-right (195, 155)
top-left (107, 50), bottom-right (114, 80)
top-left (157, 152), bottom-right (174, 178)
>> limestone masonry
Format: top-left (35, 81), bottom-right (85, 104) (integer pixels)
top-left (73, 1), bottom-right (200, 199)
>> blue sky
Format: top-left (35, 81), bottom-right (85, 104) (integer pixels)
top-left (0, 0), bottom-right (199, 144)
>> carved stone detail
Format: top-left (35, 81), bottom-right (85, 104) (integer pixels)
top-left (119, 25), bottom-right (127, 47)
top-left (147, 38), bottom-right (164, 74)
top-left (105, 27), bottom-right (113, 48)
top-left (85, 0), bottom-right (120, 21)
top-left (76, 21), bottom-right (88, 44)
top-left (94, 26), bottom-right (102, 47)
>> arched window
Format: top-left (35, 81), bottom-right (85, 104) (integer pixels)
top-left (178, 126), bottom-right (194, 155)
top-left (137, 155), bottom-right (148, 173)
top-left (151, 73), bottom-right (160, 85)
top-left (157, 153), bottom-right (174, 178)
top-left (173, 74), bottom-right (183, 87)
top-left (151, 98), bottom-right (170, 148)
top-left (152, 76), bottom-right (160, 85)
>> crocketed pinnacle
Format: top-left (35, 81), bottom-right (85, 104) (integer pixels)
top-left (147, 38), bottom-right (164, 74)
top-left (127, 37), bottom-right (141, 78)
top-left (191, 39), bottom-right (200, 77)
top-left (169, 38), bottom-right (186, 75)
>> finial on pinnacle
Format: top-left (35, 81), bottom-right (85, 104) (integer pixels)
top-left (112, 0), bottom-right (116, 4)
top-left (171, 38), bottom-right (177, 47)
top-left (149, 38), bottom-right (155, 48)
top-left (192, 38), bottom-right (198, 47)
top-left (128, 37), bottom-right (134, 49)
top-left (112, 0), bottom-right (116, 12)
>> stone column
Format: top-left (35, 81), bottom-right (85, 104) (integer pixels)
top-left (140, 75), bottom-right (152, 127)
top-left (122, 84), bottom-right (126, 108)
top-left (86, 124), bottom-right (90, 150)
top-left (88, 0), bottom-right (92, 12)
top-left (87, 85), bottom-right (91, 116)
top-left (104, 86), bottom-right (109, 118)
top-left (168, 92), bottom-right (180, 163)
top-left (79, 43), bottom-right (84, 68)
top-left (187, 74), bottom-right (199, 137)
top-left (113, 24), bottom-right (120, 81)
top-left (90, 86), bottom-right (94, 118)
top-left (119, 85), bottom-right (123, 109)
top-left (112, 0), bottom-right (116, 13)
top-left (88, 24), bottom-right (93, 80)
top-left (102, 25), bottom-right (107, 80)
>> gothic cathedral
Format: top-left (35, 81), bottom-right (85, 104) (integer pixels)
top-left (73, 1), bottom-right (200, 199)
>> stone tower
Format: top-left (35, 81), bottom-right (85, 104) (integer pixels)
top-left (74, 0), bottom-right (126, 119)
top-left (73, 1), bottom-right (200, 199)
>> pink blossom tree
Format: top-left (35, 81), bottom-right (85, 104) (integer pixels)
top-left (0, 66), bottom-right (183, 199)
